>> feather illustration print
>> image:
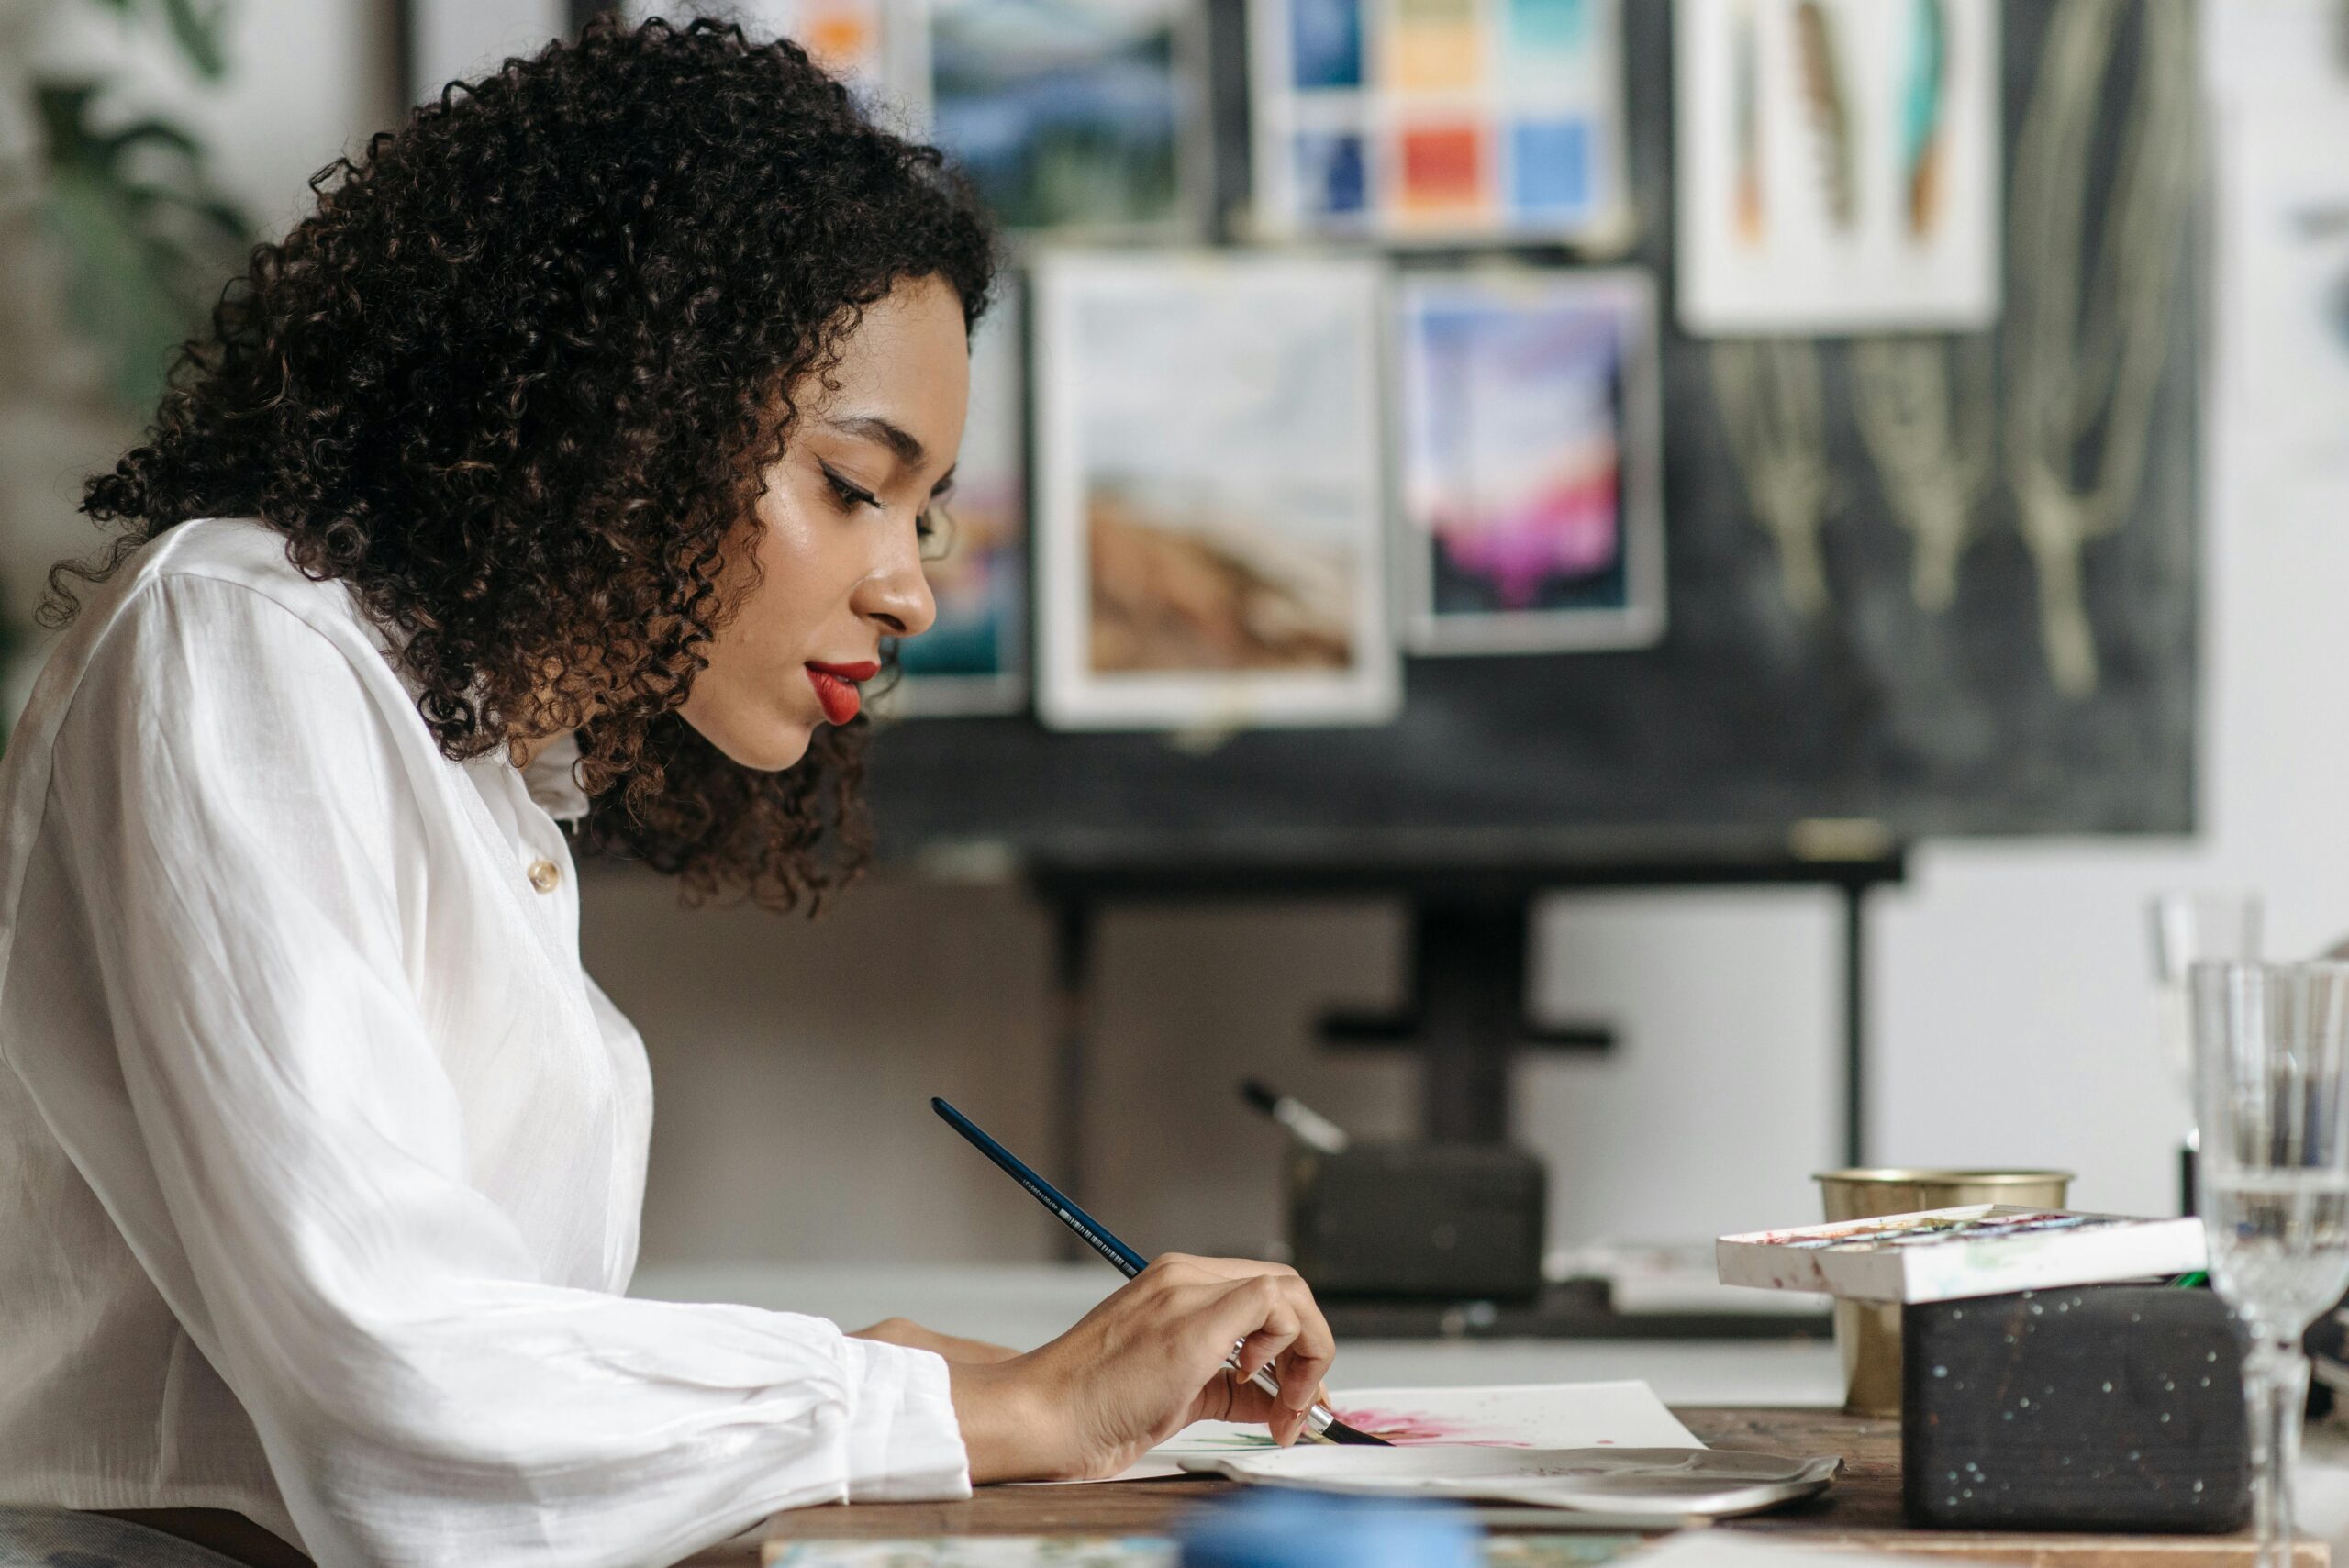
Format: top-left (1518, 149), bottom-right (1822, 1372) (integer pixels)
top-left (1734, 0), bottom-right (1765, 244)
top-left (1902, 0), bottom-right (1950, 237)
top-left (1793, 0), bottom-right (1856, 231)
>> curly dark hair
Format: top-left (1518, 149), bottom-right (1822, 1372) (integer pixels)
top-left (47, 16), bottom-right (996, 912)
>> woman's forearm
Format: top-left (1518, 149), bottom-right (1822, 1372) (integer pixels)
top-left (848, 1317), bottom-right (1021, 1365)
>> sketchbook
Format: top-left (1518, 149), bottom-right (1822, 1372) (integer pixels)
top-left (1715, 1205), bottom-right (2208, 1305)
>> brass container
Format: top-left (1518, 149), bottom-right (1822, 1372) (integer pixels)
top-left (1813, 1168), bottom-right (2075, 1418)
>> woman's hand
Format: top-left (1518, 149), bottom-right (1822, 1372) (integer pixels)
top-left (848, 1317), bottom-right (1020, 1365)
top-left (944, 1254), bottom-right (1337, 1484)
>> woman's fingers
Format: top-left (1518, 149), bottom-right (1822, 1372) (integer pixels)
top-left (1197, 1275), bottom-right (1341, 1445)
top-left (989, 1253), bottom-right (1347, 1479)
top-left (1221, 1274), bottom-right (1334, 1415)
top-left (1163, 1264), bottom-right (1336, 1418)
top-left (1274, 1282), bottom-right (1336, 1413)
top-left (1208, 1365), bottom-right (1311, 1443)
top-left (1201, 1275), bottom-right (1295, 1371)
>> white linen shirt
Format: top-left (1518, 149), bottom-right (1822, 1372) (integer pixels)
top-left (0, 518), bottom-right (969, 1567)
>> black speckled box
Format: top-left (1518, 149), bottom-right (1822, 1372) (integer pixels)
top-left (1902, 1285), bottom-right (2250, 1532)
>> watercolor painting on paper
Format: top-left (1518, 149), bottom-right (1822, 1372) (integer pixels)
top-left (1116, 1381), bottom-right (1701, 1481)
top-left (1675, 0), bottom-right (2000, 334)
top-left (918, 0), bottom-right (1207, 236)
top-left (1395, 269), bottom-right (1664, 654)
top-left (1032, 253), bottom-right (1398, 732)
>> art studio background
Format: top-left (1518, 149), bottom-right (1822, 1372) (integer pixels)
top-left (0, 0), bottom-right (2339, 1286)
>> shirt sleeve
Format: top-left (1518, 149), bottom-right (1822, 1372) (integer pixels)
top-left (40, 573), bottom-right (969, 1568)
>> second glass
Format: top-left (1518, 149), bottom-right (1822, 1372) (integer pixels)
top-left (2191, 959), bottom-right (2349, 1568)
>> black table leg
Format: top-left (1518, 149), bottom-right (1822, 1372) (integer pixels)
top-left (1842, 882), bottom-right (1869, 1169)
top-left (1048, 896), bottom-right (1095, 1262)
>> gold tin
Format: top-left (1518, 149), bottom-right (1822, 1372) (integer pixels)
top-left (1812, 1168), bottom-right (2075, 1418)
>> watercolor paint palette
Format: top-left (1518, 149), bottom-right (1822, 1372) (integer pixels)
top-left (1248, 0), bottom-right (1631, 244)
top-left (1716, 1206), bottom-right (2208, 1306)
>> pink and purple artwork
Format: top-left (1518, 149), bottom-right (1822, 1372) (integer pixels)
top-left (1396, 269), bottom-right (1664, 655)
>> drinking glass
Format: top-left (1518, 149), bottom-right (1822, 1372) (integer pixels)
top-left (2191, 960), bottom-right (2349, 1568)
top-left (2153, 892), bottom-right (2263, 1142)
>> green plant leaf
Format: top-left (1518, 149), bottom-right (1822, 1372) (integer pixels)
top-left (32, 68), bottom-right (249, 411)
top-left (156, 0), bottom-right (230, 80)
top-left (74, 0), bottom-right (231, 79)
top-left (96, 117), bottom-right (205, 161)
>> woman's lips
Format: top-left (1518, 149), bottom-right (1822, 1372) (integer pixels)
top-left (805, 661), bottom-right (880, 726)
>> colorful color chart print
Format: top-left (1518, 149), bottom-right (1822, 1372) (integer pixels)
top-left (1395, 268), bottom-right (1665, 654)
top-left (1250, 0), bottom-right (1631, 244)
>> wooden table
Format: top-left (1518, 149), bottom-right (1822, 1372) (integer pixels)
top-left (706, 1408), bottom-right (2326, 1566)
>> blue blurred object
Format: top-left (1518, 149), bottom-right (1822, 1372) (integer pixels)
top-left (1178, 1488), bottom-right (1481, 1568)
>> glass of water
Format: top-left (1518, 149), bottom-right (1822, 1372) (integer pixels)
top-left (2192, 961), bottom-right (2349, 1568)
top-left (2153, 892), bottom-right (2263, 1137)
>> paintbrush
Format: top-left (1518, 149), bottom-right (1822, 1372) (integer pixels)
top-left (931, 1096), bottom-right (1389, 1447)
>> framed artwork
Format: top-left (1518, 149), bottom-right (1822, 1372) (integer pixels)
top-left (886, 284), bottom-right (1030, 716)
top-left (1033, 252), bottom-right (1399, 731)
top-left (1393, 268), bottom-right (1664, 653)
top-left (906, 0), bottom-right (1212, 238)
top-left (1674, 0), bottom-right (2001, 335)
top-left (616, 0), bottom-right (897, 101)
top-left (1247, 0), bottom-right (1631, 246)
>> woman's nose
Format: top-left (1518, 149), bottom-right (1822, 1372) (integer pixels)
top-left (856, 552), bottom-right (938, 639)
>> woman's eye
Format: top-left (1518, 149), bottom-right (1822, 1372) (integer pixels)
top-left (822, 467), bottom-right (880, 511)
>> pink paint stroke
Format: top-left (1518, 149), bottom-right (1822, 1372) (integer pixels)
top-left (1330, 1407), bottom-right (1529, 1448)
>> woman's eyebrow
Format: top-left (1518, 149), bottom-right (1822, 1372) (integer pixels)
top-left (824, 414), bottom-right (926, 469)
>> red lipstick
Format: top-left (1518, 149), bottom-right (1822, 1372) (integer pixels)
top-left (805, 661), bottom-right (880, 726)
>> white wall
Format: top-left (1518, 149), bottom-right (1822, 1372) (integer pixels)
top-left (596, 3), bottom-right (2349, 1267)
top-left (15, 0), bottom-right (2345, 1270)
top-left (408, 0), bottom-right (570, 105)
top-left (0, 0), bottom-right (399, 717)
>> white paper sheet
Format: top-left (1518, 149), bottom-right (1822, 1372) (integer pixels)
top-left (1097, 1380), bottom-right (1703, 1483)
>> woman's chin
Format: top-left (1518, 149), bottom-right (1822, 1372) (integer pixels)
top-left (697, 717), bottom-right (817, 773)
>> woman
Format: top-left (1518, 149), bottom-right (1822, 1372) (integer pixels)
top-left (0, 19), bottom-right (1338, 1568)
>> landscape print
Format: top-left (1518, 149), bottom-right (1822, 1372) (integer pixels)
top-left (1035, 254), bottom-right (1398, 729)
top-left (926, 0), bottom-right (1200, 234)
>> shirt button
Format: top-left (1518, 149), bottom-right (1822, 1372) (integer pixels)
top-left (527, 859), bottom-right (562, 894)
